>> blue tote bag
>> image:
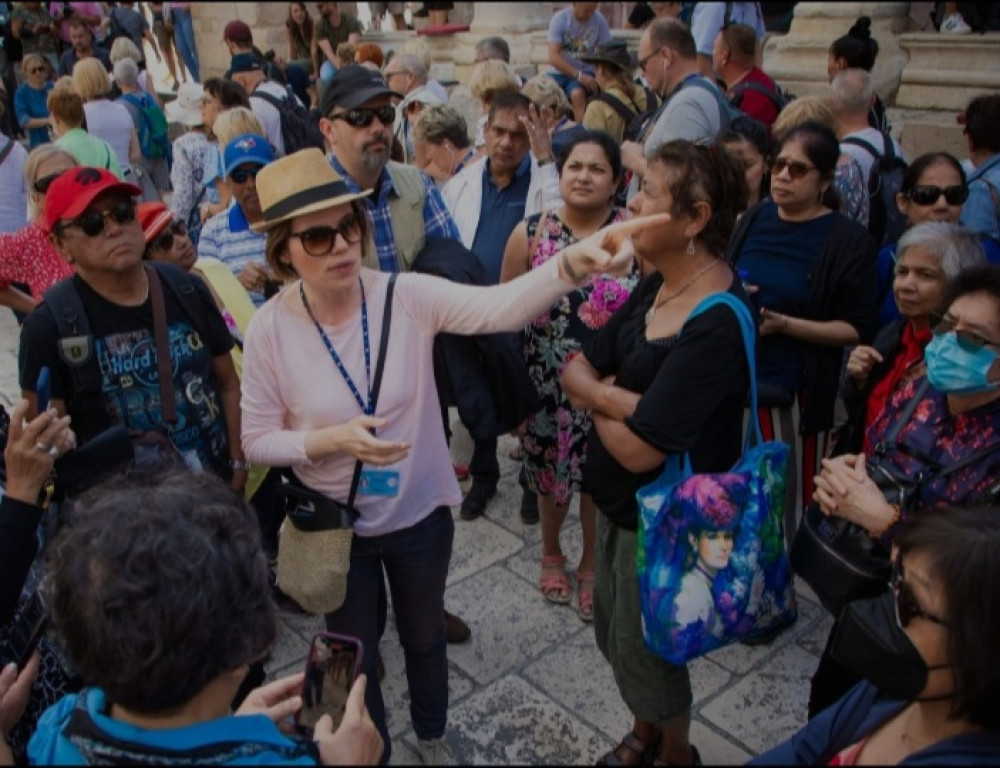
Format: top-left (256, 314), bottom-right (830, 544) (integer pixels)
top-left (635, 293), bottom-right (797, 666)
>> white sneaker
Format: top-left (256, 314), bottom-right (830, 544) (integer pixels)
top-left (940, 13), bottom-right (972, 34)
top-left (415, 737), bottom-right (457, 766)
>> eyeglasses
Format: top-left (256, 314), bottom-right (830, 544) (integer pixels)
top-left (60, 199), bottom-right (136, 237)
top-left (290, 213), bottom-right (363, 256)
top-left (150, 221), bottom-right (188, 252)
top-left (33, 173), bottom-right (62, 195)
top-left (907, 184), bottom-right (969, 206)
top-left (329, 106), bottom-right (396, 128)
top-left (891, 560), bottom-right (949, 629)
top-left (770, 157), bottom-right (817, 180)
top-left (931, 315), bottom-right (1000, 353)
top-left (637, 47), bottom-right (662, 72)
top-left (229, 165), bottom-right (262, 184)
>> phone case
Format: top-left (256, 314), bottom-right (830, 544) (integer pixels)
top-left (295, 632), bottom-right (364, 734)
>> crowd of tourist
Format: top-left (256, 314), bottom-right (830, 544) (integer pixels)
top-left (1, 2), bottom-right (999, 767)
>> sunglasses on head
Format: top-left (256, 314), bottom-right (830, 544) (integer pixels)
top-left (891, 559), bottom-right (949, 629)
top-left (329, 106), bottom-right (396, 129)
top-left (770, 157), bottom-right (817, 180)
top-left (229, 165), bottom-right (262, 184)
top-left (151, 220), bottom-right (188, 252)
top-left (33, 173), bottom-right (61, 195)
top-left (907, 184), bottom-right (969, 206)
top-left (61, 199), bottom-right (136, 237)
top-left (290, 213), bottom-right (363, 256)
top-left (931, 314), bottom-right (1000, 353)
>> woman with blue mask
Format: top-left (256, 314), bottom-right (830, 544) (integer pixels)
top-left (752, 507), bottom-right (1000, 765)
top-left (806, 264), bottom-right (1000, 717)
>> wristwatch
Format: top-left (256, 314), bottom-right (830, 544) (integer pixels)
top-left (537, 155), bottom-right (554, 167)
top-left (229, 459), bottom-right (251, 472)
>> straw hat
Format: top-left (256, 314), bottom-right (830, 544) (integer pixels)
top-left (251, 148), bottom-right (372, 232)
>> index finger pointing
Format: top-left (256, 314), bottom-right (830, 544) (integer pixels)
top-left (604, 213), bottom-right (672, 238)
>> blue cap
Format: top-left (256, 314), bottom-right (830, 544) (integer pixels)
top-left (223, 134), bottom-right (274, 177)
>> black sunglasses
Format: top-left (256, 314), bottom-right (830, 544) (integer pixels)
top-left (290, 213), bottom-right (363, 256)
top-left (931, 314), bottom-right (1000, 353)
top-left (28, 66), bottom-right (47, 75)
top-left (891, 560), bottom-right (949, 628)
top-left (329, 106), bottom-right (396, 129)
top-left (61, 199), bottom-right (136, 237)
top-left (33, 173), bottom-right (62, 195)
top-left (229, 165), bottom-right (262, 184)
top-left (907, 184), bottom-right (969, 206)
top-left (151, 221), bottom-right (189, 252)
top-left (770, 157), bottom-right (817, 180)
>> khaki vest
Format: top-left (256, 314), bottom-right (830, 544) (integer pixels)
top-left (362, 162), bottom-right (427, 273)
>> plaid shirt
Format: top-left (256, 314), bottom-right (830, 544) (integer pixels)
top-left (328, 154), bottom-right (460, 273)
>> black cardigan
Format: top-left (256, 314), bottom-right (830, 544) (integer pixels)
top-left (0, 496), bottom-right (43, 625)
top-left (727, 202), bottom-right (880, 434)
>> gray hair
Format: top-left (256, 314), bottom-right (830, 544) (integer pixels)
top-left (113, 57), bottom-right (140, 88)
top-left (391, 53), bottom-right (427, 84)
top-left (897, 221), bottom-right (986, 281)
top-left (475, 36), bottom-right (510, 63)
top-left (412, 104), bottom-right (470, 148)
top-left (829, 68), bottom-right (873, 116)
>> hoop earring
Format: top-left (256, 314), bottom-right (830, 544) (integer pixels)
top-left (687, 238), bottom-right (695, 256)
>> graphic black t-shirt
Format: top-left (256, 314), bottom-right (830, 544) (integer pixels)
top-left (583, 272), bottom-right (751, 530)
top-left (19, 269), bottom-right (234, 477)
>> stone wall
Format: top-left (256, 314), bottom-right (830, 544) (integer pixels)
top-left (191, 2), bottom-right (291, 79)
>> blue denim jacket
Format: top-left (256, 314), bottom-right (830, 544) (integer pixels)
top-left (961, 154), bottom-right (1000, 240)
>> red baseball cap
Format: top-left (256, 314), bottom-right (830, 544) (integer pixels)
top-left (223, 20), bottom-right (252, 45)
top-left (44, 167), bottom-right (142, 234)
top-left (137, 202), bottom-right (173, 244)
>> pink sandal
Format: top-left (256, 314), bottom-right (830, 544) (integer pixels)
top-left (576, 570), bottom-right (595, 622)
top-left (540, 555), bottom-right (571, 604)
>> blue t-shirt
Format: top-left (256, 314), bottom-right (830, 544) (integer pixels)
top-left (470, 155), bottom-right (532, 284)
top-left (14, 82), bottom-right (54, 149)
top-left (736, 204), bottom-right (834, 393)
top-left (546, 7), bottom-right (612, 75)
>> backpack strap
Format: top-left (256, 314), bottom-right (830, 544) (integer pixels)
top-left (144, 264), bottom-right (177, 425)
top-left (43, 278), bottom-right (101, 403)
top-left (593, 92), bottom-right (636, 123)
top-left (730, 80), bottom-right (783, 111)
top-left (842, 135), bottom-right (880, 159)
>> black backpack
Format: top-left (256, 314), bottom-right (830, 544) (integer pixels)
top-left (252, 87), bottom-right (326, 155)
top-left (843, 133), bottom-right (909, 248)
top-left (594, 86), bottom-right (660, 143)
top-left (729, 79), bottom-right (793, 114)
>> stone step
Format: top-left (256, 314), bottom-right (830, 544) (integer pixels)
top-left (896, 32), bottom-right (1000, 111)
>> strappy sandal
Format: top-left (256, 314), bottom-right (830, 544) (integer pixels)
top-left (597, 731), bottom-right (660, 766)
top-left (540, 555), bottom-right (571, 604)
top-left (576, 570), bottom-right (595, 622)
top-left (650, 744), bottom-right (702, 766)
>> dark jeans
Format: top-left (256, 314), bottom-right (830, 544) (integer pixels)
top-left (324, 506), bottom-right (454, 763)
top-left (808, 619), bottom-right (862, 719)
top-left (469, 436), bottom-right (499, 487)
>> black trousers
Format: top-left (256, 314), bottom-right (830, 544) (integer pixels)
top-left (808, 619), bottom-right (862, 719)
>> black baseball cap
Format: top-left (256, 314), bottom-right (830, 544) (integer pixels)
top-left (320, 65), bottom-right (402, 116)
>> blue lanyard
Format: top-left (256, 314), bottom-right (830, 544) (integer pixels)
top-left (300, 279), bottom-right (373, 415)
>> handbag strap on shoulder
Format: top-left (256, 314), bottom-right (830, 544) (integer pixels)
top-left (685, 291), bottom-right (760, 452)
top-left (346, 273), bottom-right (398, 510)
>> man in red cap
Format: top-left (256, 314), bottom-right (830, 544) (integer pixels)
top-left (17, 167), bottom-right (248, 491)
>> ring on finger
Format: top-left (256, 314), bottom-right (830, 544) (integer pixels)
top-left (35, 441), bottom-right (50, 453)
top-left (49, 445), bottom-right (60, 458)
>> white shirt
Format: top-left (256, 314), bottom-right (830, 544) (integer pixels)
top-left (83, 99), bottom-right (135, 174)
top-left (0, 137), bottom-right (28, 234)
top-left (249, 81), bottom-right (304, 157)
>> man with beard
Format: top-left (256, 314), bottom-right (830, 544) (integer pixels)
top-left (197, 134), bottom-right (275, 308)
top-left (317, 65), bottom-right (472, 646)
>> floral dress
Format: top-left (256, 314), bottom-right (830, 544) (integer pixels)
top-left (520, 209), bottom-right (639, 506)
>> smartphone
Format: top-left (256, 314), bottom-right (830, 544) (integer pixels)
top-left (295, 632), bottom-right (364, 736)
top-left (0, 591), bottom-right (49, 671)
top-left (36, 366), bottom-right (51, 414)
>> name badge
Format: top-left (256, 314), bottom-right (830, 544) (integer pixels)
top-left (358, 469), bottom-right (400, 497)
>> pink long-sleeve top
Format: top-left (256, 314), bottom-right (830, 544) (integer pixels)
top-left (241, 256), bottom-right (572, 537)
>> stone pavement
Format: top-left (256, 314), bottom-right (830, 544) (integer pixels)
top-left (0, 306), bottom-right (832, 765)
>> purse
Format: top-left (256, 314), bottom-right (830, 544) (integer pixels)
top-left (275, 274), bottom-right (397, 616)
top-left (790, 377), bottom-right (1000, 616)
top-left (636, 293), bottom-right (797, 666)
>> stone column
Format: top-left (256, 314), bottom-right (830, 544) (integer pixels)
top-left (762, 2), bottom-right (911, 102)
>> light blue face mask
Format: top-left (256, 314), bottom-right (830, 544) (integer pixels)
top-left (925, 331), bottom-right (1000, 396)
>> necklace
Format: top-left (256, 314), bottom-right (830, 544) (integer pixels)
top-left (644, 261), bottom-right (719, 327)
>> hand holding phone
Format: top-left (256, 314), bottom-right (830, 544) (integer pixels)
top-left (296, 632), bottom-right (363, 736)
top-left (313, 674), bottom-right (384, 766)
top-left (35, 367), bottom-right (50, 415)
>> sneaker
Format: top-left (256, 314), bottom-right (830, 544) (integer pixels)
top-left (520, 488), bottom-right (539, 525)
top-left (415, 736), bottom-right (457, 766)
top-left (444, 610), bottom-right (471, 644)
top-left (940, 12), bottom-right (972, 33)
top-left (459, 481), bottom-right (497, 521)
